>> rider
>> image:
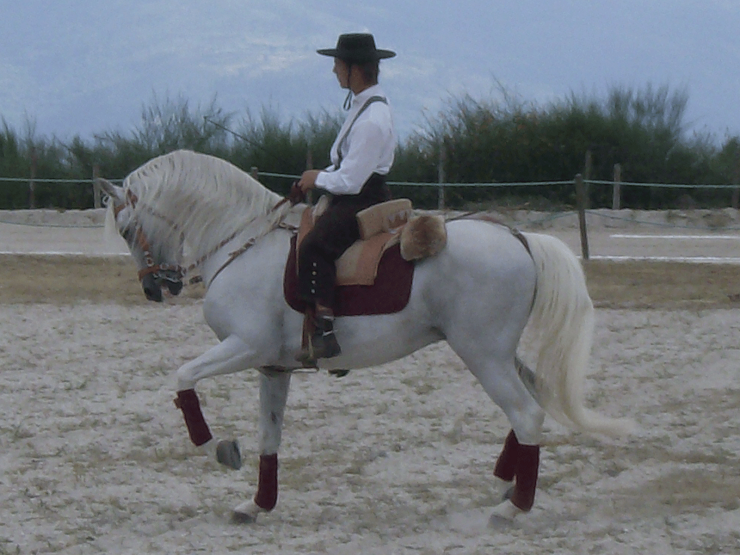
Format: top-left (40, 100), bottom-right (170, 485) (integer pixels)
top-left (295, 33), bottom-right (398, 362)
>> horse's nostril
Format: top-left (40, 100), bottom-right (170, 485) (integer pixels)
top-left (167, 281), bottom-right (183, 296)
top-left (142, 285), bottom-right (163, 302)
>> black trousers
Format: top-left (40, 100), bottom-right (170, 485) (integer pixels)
top-left (298, 173), bottom-right (391, 306)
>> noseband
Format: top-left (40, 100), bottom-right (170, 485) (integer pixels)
top-left (133, 228), bottom-right (186, 283)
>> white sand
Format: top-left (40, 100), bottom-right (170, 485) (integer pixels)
top-left (1, 210), bottom-right (739, 554)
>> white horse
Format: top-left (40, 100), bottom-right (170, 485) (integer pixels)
top-left (99, 149), bottom-right (633, 524)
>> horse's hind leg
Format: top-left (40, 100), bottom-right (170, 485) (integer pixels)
top-left (233, 369), bottom-right (291, 524)
top-left (492, 429), bottom-right (540, 513)
top-left (464, 356), bottom-right (544, 521)
top-left (491, 357), bottom-right (540, 496)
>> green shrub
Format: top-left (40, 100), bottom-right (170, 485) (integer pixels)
top-left (0, 86), bottom-right (738, 210)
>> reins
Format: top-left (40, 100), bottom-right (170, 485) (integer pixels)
top-left (195, 194), bottom-right (300, 288)
top-left (202, 215), bottom-right (296, 289)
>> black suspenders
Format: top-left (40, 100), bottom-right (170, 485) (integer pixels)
top-left (336, 95), bottom-right (387, 168)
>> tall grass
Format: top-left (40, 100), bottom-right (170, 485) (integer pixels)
top-left (406, 84), bottom-right (735, 209)
top-left (0, 85), bottom-right (738, 210)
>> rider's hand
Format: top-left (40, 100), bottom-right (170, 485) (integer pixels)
top-left (298, 170), bottom-right (320, 192)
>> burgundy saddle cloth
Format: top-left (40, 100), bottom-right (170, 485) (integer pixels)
top-left (283, 235), bottom-right (415, 317)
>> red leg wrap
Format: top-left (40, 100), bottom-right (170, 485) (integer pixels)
top-left (493, 429), bottom-right (520, 482)
top-left (254, 453), bottom-right (279, 512)
top-left (174, 389), bottom-right (213, 447)
top-left (510, 444), bottom-right (540, 512)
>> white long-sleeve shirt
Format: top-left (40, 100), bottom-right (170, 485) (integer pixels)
top-left (314, 84), bottom-right (397, 195)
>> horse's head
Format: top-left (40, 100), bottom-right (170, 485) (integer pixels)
top-left (98, 178), bottom-right (184, 302)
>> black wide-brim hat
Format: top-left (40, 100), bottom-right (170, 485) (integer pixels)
top-left (317, 33), bottom-right (396, 64)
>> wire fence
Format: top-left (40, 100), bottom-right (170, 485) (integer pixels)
top-left (2, 173), bottom-right (738, 186)
top-left (2, 173), bottom-right (736, 188)
top-left (2, 171), bottom-right (740, 241)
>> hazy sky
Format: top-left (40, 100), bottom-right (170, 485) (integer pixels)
top-left (2, 0), bottom-right (739, 144)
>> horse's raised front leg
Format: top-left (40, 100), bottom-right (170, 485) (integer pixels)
top-left (233, 369), bottom-right (291, 524)
top-left (174, 335), bottom-right (263, 468)
top-left (174, 389), bottom-right (243, 469)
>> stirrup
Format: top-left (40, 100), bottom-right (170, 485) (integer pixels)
top-left (295, 312), bottom-right (341, 364)
top-left (294, 334), bottom-right (341, 365)
top-left (311, 326), bottom-right (342, 359)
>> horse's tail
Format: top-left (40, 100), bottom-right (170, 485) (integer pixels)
top-left (522, 232), bottom-right (635, 437)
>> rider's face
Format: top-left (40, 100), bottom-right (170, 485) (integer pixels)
top-left (333, 58), bottom-right (350, 89)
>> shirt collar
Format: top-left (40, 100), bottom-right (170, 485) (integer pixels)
top-left (351, 84), bottom-right (384, 108)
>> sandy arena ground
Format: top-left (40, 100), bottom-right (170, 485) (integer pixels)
top-left (1, 209), bottom-right (739, 554)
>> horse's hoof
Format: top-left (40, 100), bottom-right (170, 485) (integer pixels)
top-left (216, 439), bottom-right (242, 470)
top-left (488, 513), bottom-right (512, 529)
top-left (488, 500), bottom-right (523, 526)
top-left (232, 500), bottom-right (261, 524)
top-left (231, 510), bottom-right (257, 524)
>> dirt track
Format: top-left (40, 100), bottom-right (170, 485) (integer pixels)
top-left (1, 286), bottom-right (739, 554)
top-left (2, 211), bottom-right (740, 554)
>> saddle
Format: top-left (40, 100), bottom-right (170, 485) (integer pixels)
top-left (283, 199), bottom-right (447, 317)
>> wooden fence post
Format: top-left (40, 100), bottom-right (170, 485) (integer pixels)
top-left (612, 163), bottom-right (622, 210)
top-left (437, 143), bottom-right (446, 211)
top-left (29, 147), bottom-right (37, 209)
top-left (305, 149), bottom-right (314, 204)
top-left (93, 164), bottom-right (101, 208)
top-left (732, 151), bottom-right (740, 210)
top-left (583, 149), bottom-right (592, 210)
top-left (575, 173), bottom-right (590, 260)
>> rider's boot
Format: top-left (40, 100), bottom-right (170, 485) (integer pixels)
top-left (296, 305), bottom-right (341, 364)
top-left (312, 306), bottom-right (341, 359)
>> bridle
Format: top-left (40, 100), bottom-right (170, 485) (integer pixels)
top-left (114, 190), bottom-right (187, 284)
top-left (114, 188), bottom-right (298, 290)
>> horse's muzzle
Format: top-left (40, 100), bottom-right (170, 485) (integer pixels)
top-left (141, 272), bottom-right (183, 302)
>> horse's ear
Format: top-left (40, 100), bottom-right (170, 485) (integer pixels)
top-left (96, 177), bottom-right (124, 204)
